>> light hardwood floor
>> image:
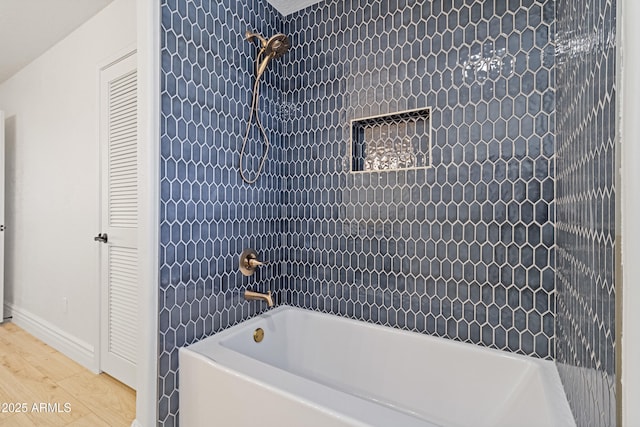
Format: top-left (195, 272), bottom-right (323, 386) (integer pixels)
top-left (0, 321), bottom-right (136, 426)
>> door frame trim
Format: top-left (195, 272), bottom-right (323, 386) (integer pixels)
top-left (135, 0), bottom-right (160, 424)
top-left (620, 0), bottom-right (640, 424)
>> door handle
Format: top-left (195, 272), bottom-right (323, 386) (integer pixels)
top-left (94, 233), bottom-right (108, 243)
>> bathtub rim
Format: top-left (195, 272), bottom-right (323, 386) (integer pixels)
top-left (181, 305), bottom-right (575, 427)
top-left (180, 339), bottom-right (438, 427)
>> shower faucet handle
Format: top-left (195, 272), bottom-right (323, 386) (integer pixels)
top-left (239, 248), bottom-right (266, 276)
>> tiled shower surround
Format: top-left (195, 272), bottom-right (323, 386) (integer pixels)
top-left (555, 0), bottom-right (617, 424)
top-left (159, 0), bottom-right (285, 423)
top-left (283, 0), bottom-right (556, 360)
top-left (159, 0), bottom-right (616, 425)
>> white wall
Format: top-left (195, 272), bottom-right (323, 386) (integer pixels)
top-left (0, 0), bottom-right (136, 370)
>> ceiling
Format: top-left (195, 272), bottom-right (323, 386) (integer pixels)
top-left (267, 0), bottom-right (323, 16)
top-left (0, 0), bottom-right (324, 85)
top-left (0, 0), bottom-right (114, 84)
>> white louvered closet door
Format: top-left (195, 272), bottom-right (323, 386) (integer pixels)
top-left (99, 53), bottom-right (137, 389)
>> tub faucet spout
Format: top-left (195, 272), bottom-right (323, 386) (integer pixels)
top-left (244, 290), bottom-right (273, 307)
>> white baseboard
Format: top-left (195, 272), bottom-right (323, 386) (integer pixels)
top-left (3, 302), bottom-right (97, 372)
top-left (130, 419), bottom-right (142, 427)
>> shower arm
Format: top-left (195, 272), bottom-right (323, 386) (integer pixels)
top-left (245, 30), bottom-right (267, 47)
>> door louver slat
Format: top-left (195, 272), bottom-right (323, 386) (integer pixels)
top-left (108, 70), bottom-right (137, 229)
top-left (108, 246), bottom-right (137, 364)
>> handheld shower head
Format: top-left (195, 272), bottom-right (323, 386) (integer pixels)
top-left (240, 30), bottom-right (292, 184)
top-left (247, 32), bottom-right (291, 78)
top-left (264, 33), bottom-right (290, 59)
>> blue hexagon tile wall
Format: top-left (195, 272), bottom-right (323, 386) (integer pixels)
top-left (282, 0), bottom-right (555, 359)
top-left (556, 0), bottom-right (617, 424)
top-left (159, 0), bottom-right (284, 424)
top-left (158, 0), bottom-right (617, 425)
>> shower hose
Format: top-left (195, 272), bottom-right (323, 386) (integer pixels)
top-left (239, 50), bottom-right (270, 184)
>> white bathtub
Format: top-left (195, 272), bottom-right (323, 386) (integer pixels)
top-left (179, 306), bottom-right (575, 427)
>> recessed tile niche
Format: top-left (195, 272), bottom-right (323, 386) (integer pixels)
top-left (350, 107), bottom-right (431, 172)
